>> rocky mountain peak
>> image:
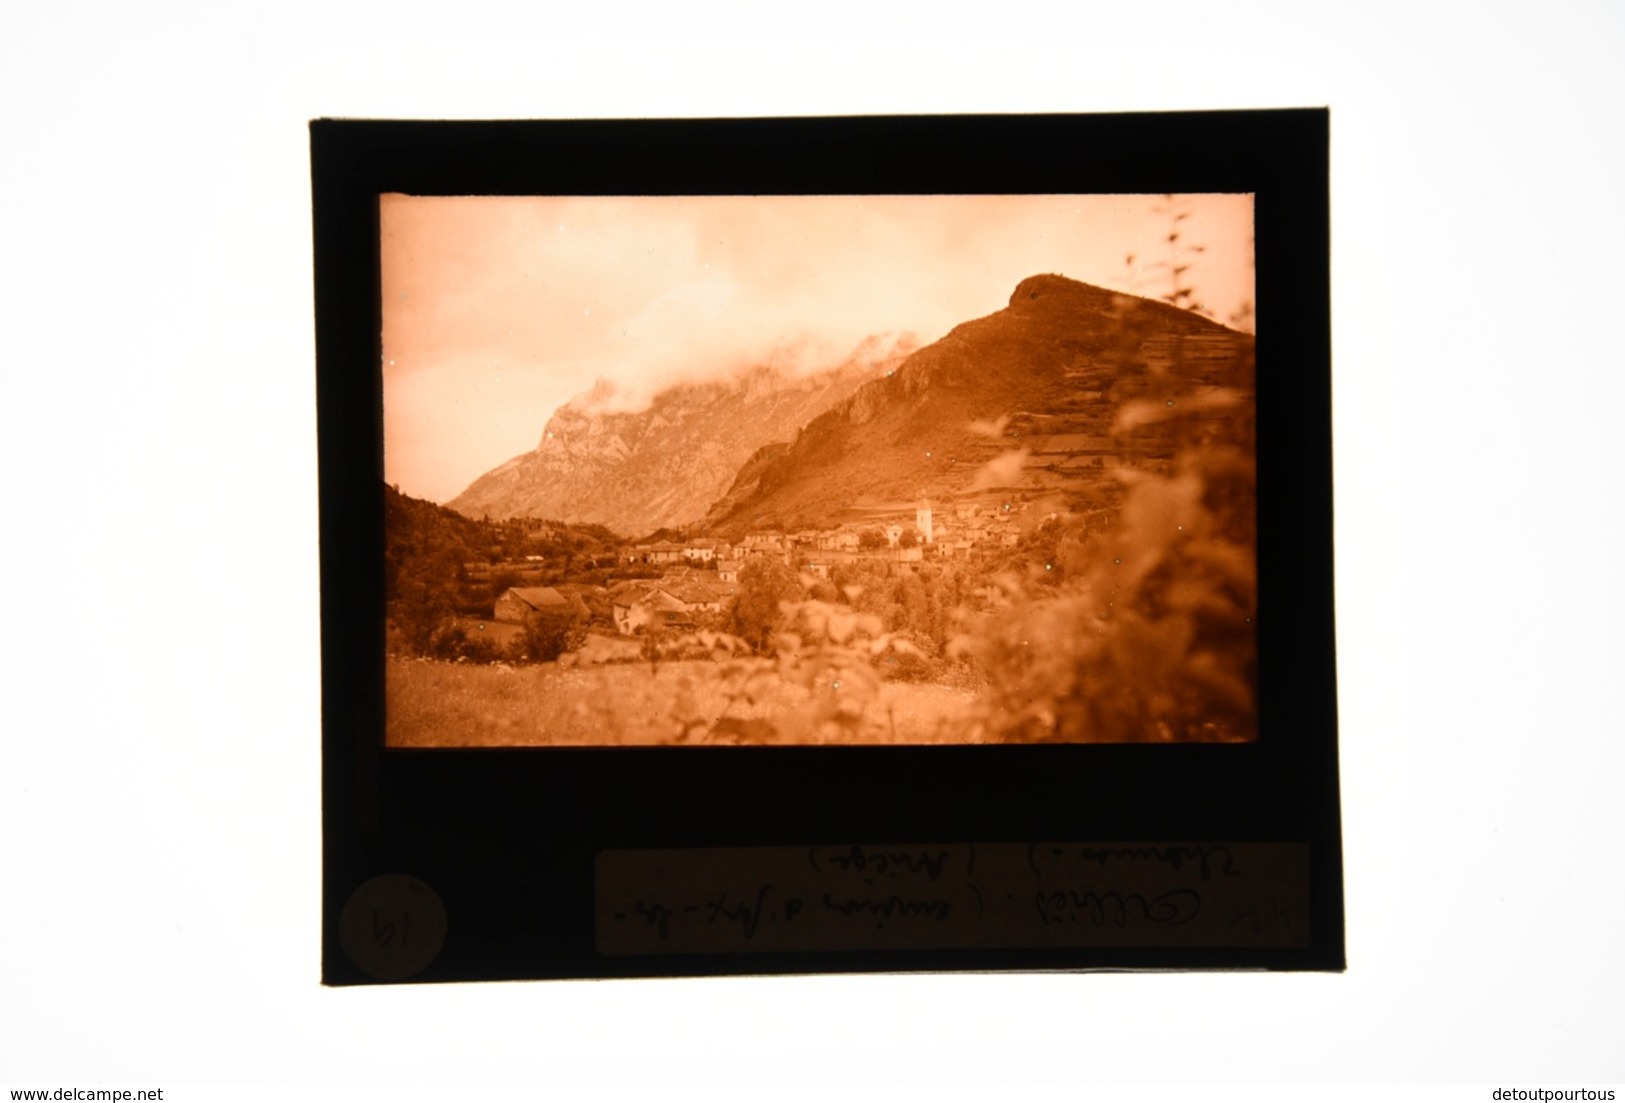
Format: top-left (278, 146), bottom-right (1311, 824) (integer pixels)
top-left (1008, 272), bottom-right (1102, 306)
top-left (702, 272), bottom-right (1254, 535)
top-left (446, 341), bottom-right (911, 533)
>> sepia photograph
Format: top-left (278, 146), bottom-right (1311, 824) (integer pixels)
top-left (317, 111), bottom-right (1340, 983)
top-left (381, 192), bottom-right (1258, 747)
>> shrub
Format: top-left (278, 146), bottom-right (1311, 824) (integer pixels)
top-left (517, 606), bottom-right (586, 663)
top-left (874, 629), bottom-right (939, 683)
top-left (970, 444), bottom-right (1256, 743)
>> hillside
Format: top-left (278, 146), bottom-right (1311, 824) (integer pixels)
top-left (701, 274), bottom-right (1255, 535)
top-left (445, 338), bottom-right (912, 533)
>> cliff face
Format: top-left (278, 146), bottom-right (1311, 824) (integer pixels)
top-left (444, 342), bottom-right (910, 534)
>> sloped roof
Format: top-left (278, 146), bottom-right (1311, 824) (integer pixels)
top-left (652, 581), bottom-right (715, 605)
top-left (501, 586), bottom-right (569, 609)
top-left (609, 576), bottom-right (739, 610)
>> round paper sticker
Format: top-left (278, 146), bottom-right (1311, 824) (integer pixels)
top-left (339, 874), bottom-right (447, 981)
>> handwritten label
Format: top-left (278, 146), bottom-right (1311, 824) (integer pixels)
top-left (339, 874), bottom-right (448, 980)
top-left (596, 842), bottom-right (1309, 955)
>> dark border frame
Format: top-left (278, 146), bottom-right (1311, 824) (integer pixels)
top-left (314, 110), bottom-right (1339, 982)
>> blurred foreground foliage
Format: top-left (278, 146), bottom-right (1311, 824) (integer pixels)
top-left (962, 306), bottom-right (1258, 742)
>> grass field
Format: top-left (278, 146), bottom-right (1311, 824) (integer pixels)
top-left (385, 656), bottom-right (990, 747)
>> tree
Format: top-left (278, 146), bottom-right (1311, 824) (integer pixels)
top-left (858, 527), bottom-right (887, 550)
top-left (641, 618), bottom-right (667, 674)
top-left (518, 606), bottom-right (585, 663)
top-left (893, 572), bottom-right (929, 633)
top-left (577, 588), bottom-right (613, 628)
top-left (830, 560), bottom-right (891, 618)
top-left (899, 529), bottom-right (919, 549)
top-left (729, 558), bottom-right (803, 652)
top-left (390, 551), bottom-right (461, 655)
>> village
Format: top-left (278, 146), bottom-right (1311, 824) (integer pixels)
top-left (471, 497), bottom-right (1036, 658)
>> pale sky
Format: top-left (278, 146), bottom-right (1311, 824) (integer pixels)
top-left (381, 193), bottom-right (1254, 503)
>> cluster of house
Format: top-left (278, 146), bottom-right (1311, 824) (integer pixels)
top-left (489, 572), bottom-right (737, 639)
top-left (489, 500), bottom-right (1038, 641)
top-left (617, 500), bottom-right (1029, 581)
top-left (607, 573), bottom-right (737, 636)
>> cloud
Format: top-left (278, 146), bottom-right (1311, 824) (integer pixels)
top-left (380, 194), bottom-right (1255, 501)
top-left (967, 449), bottom-right (1031, 492)
top-left (967, 414), bottom-right (1012, 439)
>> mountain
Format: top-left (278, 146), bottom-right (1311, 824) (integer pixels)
top-left (701, 274), bottom-right (1255, 535)
top-left (445, 338), bottom-right (912, 533)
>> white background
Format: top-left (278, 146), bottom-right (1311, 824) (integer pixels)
top-left (2, 0), bottom-right (1622, 1092)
